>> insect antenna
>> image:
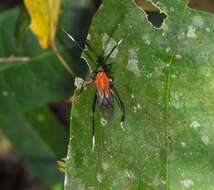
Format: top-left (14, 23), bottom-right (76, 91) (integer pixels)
top-left (61, 28), bottom-right (85, 51)
top-left (61, 28), bottom-right (97, 67)
top-left (103, 36), bottom-right (126, 64)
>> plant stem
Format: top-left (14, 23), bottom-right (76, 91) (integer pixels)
top-left (51, 43), bottom-right (76, 77)
top-left (0, 55), bottom-right (30, 63)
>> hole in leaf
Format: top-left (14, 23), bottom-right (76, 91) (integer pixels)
top-left (133, 0), bottom-right (167, 28)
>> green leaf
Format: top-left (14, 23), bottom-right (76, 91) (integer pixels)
top-left (0, 107), bottom-right (65, 187)
top-left (0, 8), bottom-right (73, 116)
top-left (66, 0), bottom-right (214, 189)
top-left (0, 0), bottom-right (92, 115)
top-left (24, 107), bottom-right (68, 157)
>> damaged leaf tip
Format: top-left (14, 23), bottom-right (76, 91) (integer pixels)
top-left (133, 0), bottom-right (167, 29)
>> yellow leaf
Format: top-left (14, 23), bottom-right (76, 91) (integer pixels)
top-left (24, 0), bottom-right (61, 48)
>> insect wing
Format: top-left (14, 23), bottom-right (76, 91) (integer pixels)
top-left (97, 92), bottom-right (114, 121)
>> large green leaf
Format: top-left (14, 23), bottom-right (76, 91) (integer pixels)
top-left (0, 107), bottom-right (65, 187)
top-left (66, 0), bottom-right (214, 189)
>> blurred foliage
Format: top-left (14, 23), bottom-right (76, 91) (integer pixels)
top-left (0, 0), bottom-right (21, 12)
top-left (0, 132), bottom-right (11, 156)
top-left (0, 0), bottom-right (92, 189)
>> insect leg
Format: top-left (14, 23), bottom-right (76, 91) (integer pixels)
top-left (92, 90), bottom-right (97, 152)
top-left (79, 78), bottom-right (94, 94)
top-left (111, 87), bottom-right (125, 128)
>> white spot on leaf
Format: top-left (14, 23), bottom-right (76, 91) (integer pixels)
top-left (201, 135), bottom-right (209, 145)
top-left (97, 173), bottom-right (103, 183)
top-left (190, 120), bottom-right (201, 129)
top-left (101, 117), bottom-right (107, 126)
top-left (161, 179), bottom-right (166, 184)
top-left (187, 26), bottom-right (197, 38)
top-left (181, 142), bottom-right (186, 147)
top-left (124, 169), bottom-right (135, 179)
top-left (146, 73), bottom-right (152, 79)
top-left (175, 54), bottom-right (182, 59)
top-left (192, 16), bottom-right (204, 28)
top-left (137, 103), bottom-right (142, 109)
top-left (171, 92), bottom-right (183, 109)
top-left (170, 7), bottom-right (175, 12)
top-left (127, 48), bottom-right (141, 77)
top-left (133, 103), bottom-right (142, 113)
top-left (206, 27), bottom-right (211, 32)
top-left (2, 91), bottom-right (8, 96)
top-left (102, 162), bottom-right (109, 171)
top-left (166, 47), bottom-right (171, 53)
top-left (181, 179), bottom-right (194, 188)
top-left (102, 33), bottom-right (118, 58)
top-left (143, 34), bottom-right (151, 45)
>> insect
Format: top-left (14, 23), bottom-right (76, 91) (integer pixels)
top-left (63, 29), bottom-right (125, 151)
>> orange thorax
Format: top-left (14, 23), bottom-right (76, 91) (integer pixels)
top-left (95, 71), bottom-right (110, 97)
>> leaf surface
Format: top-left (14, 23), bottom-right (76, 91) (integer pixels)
top-left (0, 107), bottom-right (66, 187)
top-left (66, 0), bottom-right (214, 189)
